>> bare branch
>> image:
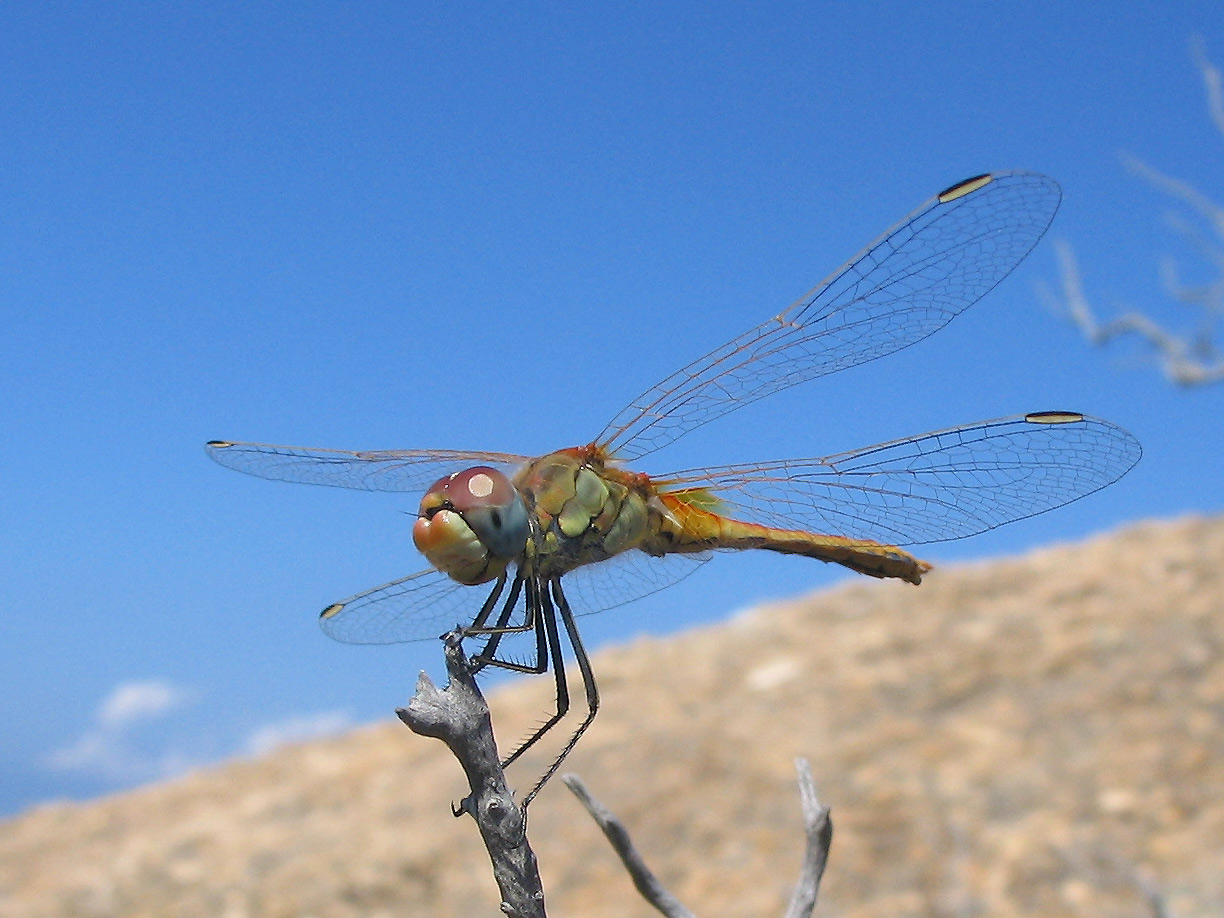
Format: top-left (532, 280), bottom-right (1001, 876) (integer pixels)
top-left (1042, 41), bottom-right (1224, 387)
top-left (562, 774), bottom-right (697, 918)
top-left (1042, 241), bottom-right (1224, 385)
top-left (1056, 843), bottom-right (1178, 918)
top-left (1124, 154), bottom-right (1224, 242)
top-left (564, 758), bottom-right (833, 918)
top-left (1133, 870), bottom-right (1174, 918)
top-left (783, 759), bottom-right (834, 918)
top-left (1191, 35), bottom-right (1224, 138)
top-left (397, 633), bottom-right (547, 918)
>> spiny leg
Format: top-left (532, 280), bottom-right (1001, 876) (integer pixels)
top-left (457, 570), bottom-right (507, 674)
top-left (464, 569), bottom-right (508, 633)
top-left (465, 573), bottom-right (556, 684)
top-left (519, 577), bottom-right (600, 810)
top-left (499, 575), bottom-right (571, 771)
top-left (479, 575), bottom-right (550, 679)
top-left (467, 571), bottom-right (536, 675)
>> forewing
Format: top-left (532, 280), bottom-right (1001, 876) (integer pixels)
top-left (318, 567), bottom-right (489, 644)
top-left (205, 441), bottom-right (530, 493)
top-left (596, 172), bottom-right (1062, 460)
top-left (658, 413), bottom-right (1141, 546)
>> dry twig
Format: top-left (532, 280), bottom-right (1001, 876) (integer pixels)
top-left (1042, 39), bottom-right (1224, 386)
top-left (562, 775), bottom-right (697, 918)
top-left (397, 632), bottom-right (547, 918)
top-left (784, 759), bottom-right (834, 918)
top-left (564, 759), bottom-right (833, 918)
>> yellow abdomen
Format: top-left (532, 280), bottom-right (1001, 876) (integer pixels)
top-left (644, 491), bottom-right (931, 585)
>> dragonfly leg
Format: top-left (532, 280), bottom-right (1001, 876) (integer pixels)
top-left (518, 578), bottom-right (600, 810)
top-left (459, 571), bottom-right (506, 673)
top-left (469, 575), bottom-right (550, 679)
top-left (464, 569), bottom-right (508, 632)
top-left (498, 576), bottom-right (571, 771)
top-left (466, 572), bottom-right (539, 675)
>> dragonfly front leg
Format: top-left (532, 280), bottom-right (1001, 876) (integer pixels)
top-left (469, 575), bottom-right (549, 679)
top-left (465, 571), bottom-right (538, 675)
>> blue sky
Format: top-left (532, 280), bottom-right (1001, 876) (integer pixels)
top-left (2, 2), bottom-right (1223, 817)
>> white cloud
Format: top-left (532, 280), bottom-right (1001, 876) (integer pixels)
top-left (98, 680), bottom-right (191, 728)
top-left (47, 679), bottom-right (197, 782)
top-left (47, 732), bottom-right (197, 783)
top-left (47, 681), bottom-right (358, 786)
top-left (46, 731), bottom-right (119, 774)
top-left (244, 710), bottom-right (355, 757)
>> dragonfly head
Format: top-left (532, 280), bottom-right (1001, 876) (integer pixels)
top-left (413, 466), bottom-right (529, 585)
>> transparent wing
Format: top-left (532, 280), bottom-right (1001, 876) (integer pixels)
top-left (595, 172), bottom-right (1062, 460)
top-left (657, 413), bottom-right (1141, 546)
top-left (205, 441), bottom-right (531, 493)
top-left (318, 567), bottom-right (487, 644)
top-left (560, 549), bottom-right (710, 617)
top-left (317, 551), bottom-right (710, 645)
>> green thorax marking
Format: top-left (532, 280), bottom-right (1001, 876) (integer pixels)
top-left (513, 448), bottom-right (653, 576)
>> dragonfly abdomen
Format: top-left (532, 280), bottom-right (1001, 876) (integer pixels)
top-left (646, 492), bottom-right (931, 585)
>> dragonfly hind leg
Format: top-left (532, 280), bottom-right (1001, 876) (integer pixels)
top-left (517, 578), bottom-right (600, 810)
top-left (459, 574), bottom-right (574, 771)
top-left (453, 572), bottom-right (600, 808)
top-left (497, 576), bottom-right (574, 772)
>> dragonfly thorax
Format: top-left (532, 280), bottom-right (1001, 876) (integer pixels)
top-left (413, 466), bottom-right (530, 585)
top-left (514, 448), bottom-right (654, 578)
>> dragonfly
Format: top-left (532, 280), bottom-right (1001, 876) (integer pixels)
top-left (208, 171), bottom-right (1141, 807)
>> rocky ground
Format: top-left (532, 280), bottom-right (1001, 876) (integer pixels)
top-left (2, 515), bottom-right (1221, 917)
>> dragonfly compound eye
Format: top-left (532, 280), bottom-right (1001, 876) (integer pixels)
top-left (413, 467), bottom-right (528, 584)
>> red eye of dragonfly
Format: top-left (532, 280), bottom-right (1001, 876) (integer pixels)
top-left (206, 171), bottom-right (1140, 809)
top-left (413, 468), bottom-right (530, 584)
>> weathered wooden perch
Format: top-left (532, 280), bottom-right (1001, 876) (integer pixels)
top-left (397, 631), bottom-right (546, 918)
top-left (398, 632), bottom-right (833, 918)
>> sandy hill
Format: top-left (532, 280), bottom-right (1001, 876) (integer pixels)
top-left (2, 516), bottom-right (1221, 918)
